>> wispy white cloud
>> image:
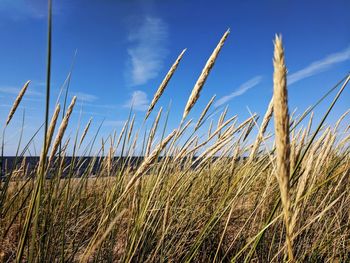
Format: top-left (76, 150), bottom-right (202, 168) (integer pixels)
top-left (32, 80), bottom-right (47, 87)
top-left (0, 0), bottom-right (63, 19)
top-left (74, 92), bottom-right (99, 103)
top-left (72, 110), bottom-right (106, 117)
top-left (0, 104), bottom-right (37, 111)
top-left (215, 76), bottom-right (263, 107)
top-left (0, 86), bottom-right (43, 97)
top-left (126, 16), bottom-right (168, 86)
top-left (104, 120), bottom-right (126, 127)
top-left (288, 46), bottom-right (350, 85)
top-left (80, 103), bottom-right (117, 110)
top-left (0, 104), bottom-right (13, 108)
top-left (124, 90), bottom-right (149, 111)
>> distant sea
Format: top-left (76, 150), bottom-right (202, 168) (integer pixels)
top-left (1, 156), bottom-right (236, 179)
top-left (1, 156), bottom-right (145, 178)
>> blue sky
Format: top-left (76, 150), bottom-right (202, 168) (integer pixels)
top-left (0, 0), bottom-right (349, 155)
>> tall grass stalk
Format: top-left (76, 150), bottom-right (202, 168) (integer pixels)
top-left (16, 1), bottom-right (52, 261)
top-left (272, 35), bottom-right (294, 261)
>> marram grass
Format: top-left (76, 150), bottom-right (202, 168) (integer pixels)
top-left (0, 32), bottom-right (350, 263)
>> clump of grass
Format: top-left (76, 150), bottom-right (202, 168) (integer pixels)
top-left (1, 27), bottom-right (350, 263)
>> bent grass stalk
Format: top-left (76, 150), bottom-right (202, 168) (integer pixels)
top-left (5, 81), bottom-right (31, 126)
top-left (182, 29), bottom-right (229, 121)
top-left (79, 117), bottom-right (92, 149)
top-left (145, 49), bottom-right (186, 120)
top-left (49, 96), bottom-right (77, 165)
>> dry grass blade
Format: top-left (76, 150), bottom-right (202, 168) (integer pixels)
top-left (334, 109), bottom-right (350, 131)
top-left (37, 104), bottom-right (61, 171)
top-left (48, 96), bottom-right (77, 164)
top-left (79, 117), bottom-right (92, 148)
top-left (146, 49), bottom-right (186, 120)
top-left (249, 97), bottom-right (273, 161)
top-left (290, 146), bottom-right (315, 235)
top-left (46, 104), bottom-right (61, 149)
top-left (116, 120), bottom-right (128, 148)
top-left (5, 80), bottom-right (30, 126)
top-left (182, 29), bottom-right (229, 120)
top-left (195, 94), bottom-right (216, 130)
top-left (124, 129), bottom-right (177, 194)
top-left (272, 34), bottom-right (294, 261)
top-left (146, 107), bottom-right (163, 156)
top-left (127, 114), bottom-right (136, 142)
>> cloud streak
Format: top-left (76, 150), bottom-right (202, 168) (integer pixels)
top-left (288, 46), bottom-right (350, 85)
top-left (104, 120), bottom-right (126, 127)
top-left (215, 76), bottom-right (263, 107)
top-left (126, 16), bottom-right (168, 86)
top-left (74, 92), bottom-right (99, 103)
top-left (124, 90), bottom-right (149, 111)
top-left (0, 0), bottom-right (63, 19)
top-left (0, 86), bottom-right (43, 97)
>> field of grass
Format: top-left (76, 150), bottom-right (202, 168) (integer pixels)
top-left (0, 11), bottom-right (350, 263)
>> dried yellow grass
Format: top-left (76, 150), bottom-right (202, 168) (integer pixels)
top-left (335, 109), bottom-right (350, 131)
top-left (146, 107), bottom-right (163, 156)
top-left (272, 34), bottom-right (294, 261)
top-left (146, 49), bottom-right (186, 120)
top-left (177, 119), bottom-right (192, 138)
top-left (195, 94), bottom-right (216, 130)
top-left (290, 130), bottom-right (297, 173)
top-left (6, 80), bottom-right (30, 126)
top-left (48, 96), bottom-right (77, 164)
top-left (306, 111), bottom-right (314, 136)
top-left (127, 114), bottom-right (135, 142)
top-left (217, 106), bottom-right (228, 138)
top-left (123, 129), bottom-right (177, 194)
top-left (182, 29), bottom-right (229, 120)
top-left (46, 104), bottom-right (61, 149)
top-left (208, 119), bottom-right (214, 137)
top-left (297, 128), bottom-right (306, 153)
top-left (37, 104), bottom-right (61, 172)
top-left (290, 140), bottom-right (317, 235)
top-left (249, 97), bottom-right (273, 161)
top-left (79, 117), bottom-right (92, 148)
top-left (174, 135), bottom-right (198, 161)
top-left (116, 120), bottom-right (128, 148)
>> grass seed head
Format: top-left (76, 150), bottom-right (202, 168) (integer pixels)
top-left (6, 80), bottom-right (30, 126)
top-left (182, 29), bottom-right (229, 120)
top-left (273, 34), bottom-right (294, 261)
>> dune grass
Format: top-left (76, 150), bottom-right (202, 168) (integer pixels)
top-left (0, 7), bottom-right (350, 261)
